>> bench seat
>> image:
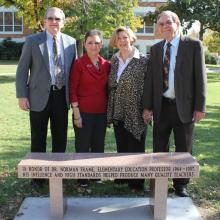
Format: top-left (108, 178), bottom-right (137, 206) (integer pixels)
top-left (18, 152), bottom-right (199, 220)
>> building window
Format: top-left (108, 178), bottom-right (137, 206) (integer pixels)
top-left (0, 11), bottom-right (23, 33)
top-left (136, 21), bottom-right (154, 35)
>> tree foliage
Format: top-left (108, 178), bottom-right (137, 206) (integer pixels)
top-left (62, 0), bottom-right (141, 54)
top-left (203, 31), bottom-right (220, 53)
top-left (144, 0), bottom-right (220, 40)
top-left (1, 0), bottom-right (141, 55)
top-left (0, 0), bottom-right (60, 31)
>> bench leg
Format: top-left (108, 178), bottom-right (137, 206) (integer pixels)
top-left (149, 178), bottom-right (168, 220)
top-left (49, 178), bottom-right (66, 220)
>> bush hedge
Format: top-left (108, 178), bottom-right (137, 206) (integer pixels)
top-left (205, 53), bottom-right (217, 65)
top-left (0, 38), bottom-right (23, 60)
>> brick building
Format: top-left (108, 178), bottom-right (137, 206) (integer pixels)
top-left (133, 0), bottom-right (167, 55)
top-left (0, 6), bottom-right (32, 42)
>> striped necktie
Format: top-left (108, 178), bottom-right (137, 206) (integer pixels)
top-left (163, 42), bottom-right (171, 92)
top-left (53, 36), bottom-right (63, 89)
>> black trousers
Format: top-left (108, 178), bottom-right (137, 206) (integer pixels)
top-left (73, 112), bottom-right (107, 186)
top-left (113, 121), bottom-right (146, 189)
top-left (73, 112), bottom-right (107, 153)
top-left (153, 98), bottom-right (194, 188)
top-left (30, 86), bottom-right (68, 153)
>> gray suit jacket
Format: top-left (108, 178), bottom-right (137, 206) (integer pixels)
top-left (143, 36), bottom-right (207, 123)
top-left (16, 31), bottom-right (77, 111)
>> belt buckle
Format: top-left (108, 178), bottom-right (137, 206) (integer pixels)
top-left (52, 85), bottom-right (59, 91)
top-left (166, 98), bottom-right (175, 103)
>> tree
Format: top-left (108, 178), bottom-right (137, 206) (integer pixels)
top-left (144, 0), bottom-right (220, 40)
top-left (1, 0), bottom-right (141, 55)
top-left (203, 31), bottom-right (220, 53)
top-left (63, 0), bottom-right (141, 55)
top-left (0, 0), bottom-right (60, 32)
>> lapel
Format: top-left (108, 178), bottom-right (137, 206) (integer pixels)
top-left (113, 56), bottom-right (119, 83)
top-left (38, 31), bottom-right (50, 73)
top-left (62, 34), bottom-right (69, 75)
top-left (174, 35), bottom-right (185, 75)
top-left (158, 40), bottom-right (164, 67)
top-left (156, 40), bottom-right (165, 84)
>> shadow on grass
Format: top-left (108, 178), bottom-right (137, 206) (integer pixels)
top-left (192, 104), bottom-right (220, 184)
top-left (207, 72), bottom-right (220, 83)
top-left (0, 60), bottom-right (18, 65)
top-left (0, 75), bottom-right (15, 84)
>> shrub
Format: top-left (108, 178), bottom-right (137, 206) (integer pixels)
top-left (205, 53), bottom-right (217, 65)
top-left (0, 38), bottom-right (23, 60)
top-left (100, 47), bottom-right (118, 60)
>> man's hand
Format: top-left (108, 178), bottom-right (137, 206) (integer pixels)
top-left (143, 109), bottom-right (153, 125)
top-left (193, 111), bottom-right (205, 122)
top-left (18, 98), bottom-right (30, 111)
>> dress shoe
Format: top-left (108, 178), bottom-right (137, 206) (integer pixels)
top-left (129, 183), bottom-right (144, 193)
top-left (30, 179), bottom-right (45, 189)
top-left (175, 186), bottom-right (189, 197)
top-left (114, 179), bottom-right (128, 185)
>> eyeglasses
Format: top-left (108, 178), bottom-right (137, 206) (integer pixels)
top-left (87, 42), bottom-right (101, 46)
top-left (46, 17), bottom-right (63, 22)
top-left (158, 20), bottom-right (174, 27)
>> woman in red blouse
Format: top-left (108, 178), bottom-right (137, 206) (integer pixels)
top-left (69, 30), bottom-right (109, 187)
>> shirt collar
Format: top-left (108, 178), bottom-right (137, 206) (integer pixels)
top-left (164, 32), bottom-right (180, 49)
top-left (115, 46), bottom-right (140, 60)
top-left (46, 30), bottom-right (62, 41)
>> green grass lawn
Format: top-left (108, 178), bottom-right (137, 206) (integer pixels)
top-left (0, 63), bottom-right (220, 219)
top-left (0, 60), bottom-right (18, 74)
top-left (206, 64), bottom-right (220, 68)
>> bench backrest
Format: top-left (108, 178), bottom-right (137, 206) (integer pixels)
top-left (18, 152), bottom-right (199, 179)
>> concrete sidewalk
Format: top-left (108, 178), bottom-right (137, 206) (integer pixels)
top-left (14, 197), bottom-right (202, 220)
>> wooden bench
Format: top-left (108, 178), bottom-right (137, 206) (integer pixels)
top-left (17, 152), bottom-right (199, 220)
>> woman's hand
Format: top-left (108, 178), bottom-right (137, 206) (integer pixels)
top-left (73, 116), bottom-right (82, 128)
top-left (143, 109), bottom-right (153, 125)
top-left (71, 103), bottom-right (82, 128)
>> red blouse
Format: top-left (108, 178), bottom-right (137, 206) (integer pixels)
top-left (69, 53), bottom-right (110, 113)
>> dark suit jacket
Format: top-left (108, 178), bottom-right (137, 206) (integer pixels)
top-left (16, 31), bottom-right (77, 111)
top-left (143, 36), bottom-right (206, 123)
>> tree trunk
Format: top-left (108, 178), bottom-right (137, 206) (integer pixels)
top-left (199, 23), bottom-right (204, 41)
top-left (77, 40), bottom-right (84, 57)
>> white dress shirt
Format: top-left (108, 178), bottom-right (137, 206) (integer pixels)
top-left (163, 33), bottom-right (180, 99)
top-left (115, 47), bottom-right (140, 82)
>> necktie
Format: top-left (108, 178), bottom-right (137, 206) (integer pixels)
top-left (53, 36), bottom-right (63, 89)
top-left (163, 42), bottom-right (171, 92)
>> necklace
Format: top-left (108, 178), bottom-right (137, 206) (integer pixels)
top-left (92, 60), bottom-right (100, 70)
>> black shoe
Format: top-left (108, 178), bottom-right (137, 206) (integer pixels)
top-left (175, 186), bottom-right (189, 197)
top-left (30, 179), bottom-right (45, 189)
top-left (114, 179), bottom-right (128, 185)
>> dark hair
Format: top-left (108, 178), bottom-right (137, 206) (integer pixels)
top-left (84, 29), bottom-right (103, 42)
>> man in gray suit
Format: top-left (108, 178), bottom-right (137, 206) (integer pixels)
top-left (143, 11), bottom-right (206, 197)
top-left (16, 7), bottom-right (77, 168)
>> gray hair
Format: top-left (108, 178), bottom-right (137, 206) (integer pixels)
top-left (45, 7), bottom-right (65, 20)
top-left (157, 10), bottom-right (180, 26)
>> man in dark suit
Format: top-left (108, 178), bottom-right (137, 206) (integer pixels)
top-left (143, 11), bottom-right (206, 197)
top-left (16, 7), bottom-right (77, 185)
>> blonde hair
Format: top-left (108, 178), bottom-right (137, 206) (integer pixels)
top-left (109, 26), bottom-right (137, 48)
